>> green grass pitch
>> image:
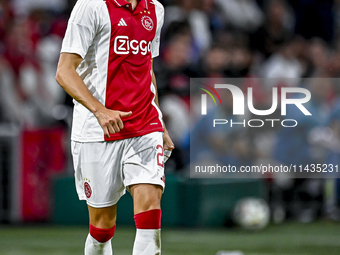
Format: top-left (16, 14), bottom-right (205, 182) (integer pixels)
top-left (0, 222), bottom-right (340, 255)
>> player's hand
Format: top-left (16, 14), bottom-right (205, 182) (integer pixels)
top-left (163, 129), bottom-right (175, 151)
top-left (95, 108), bottom-right (132, 138)
top-left (163, 129), bottom-right (174, 163)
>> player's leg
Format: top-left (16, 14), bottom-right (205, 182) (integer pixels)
top-left (130, 184), bottom-right (163, 255)
top-left (84, 205), bottom-right (117, 255)
top-left (123, 132), bottom-right (165, 255)
top-left (130, 184), bottom-right (162, 214)
top-left (71, 141), bottom-right (126, 255)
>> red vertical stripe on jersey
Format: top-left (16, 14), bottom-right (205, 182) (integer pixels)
top-left (104, 0), bottom-right (163, 141)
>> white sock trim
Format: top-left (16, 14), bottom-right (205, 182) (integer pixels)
top-left (133, 229), bottom-right (161, 255)
top-left (85, 233), bottom-right (113, 255)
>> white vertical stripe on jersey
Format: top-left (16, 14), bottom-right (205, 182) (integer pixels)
top-left (150, 81), bottom-right (164, 129)
top-left (61, 0), bottom-right (112, 142)
top-left (151, 0), bottom-right (164, 58)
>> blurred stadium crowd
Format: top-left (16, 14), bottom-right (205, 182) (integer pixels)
top-left (1, 0), bottom-right (340, 222)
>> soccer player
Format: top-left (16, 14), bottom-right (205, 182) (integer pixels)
top-left (55, 0), bottom-right (174, 254)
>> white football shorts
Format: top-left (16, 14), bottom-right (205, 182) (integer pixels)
top-left (71, 132), bottom-right (165, 208)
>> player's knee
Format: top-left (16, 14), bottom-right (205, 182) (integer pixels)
top-left (88, 205), bottom-right (117, 229)
top-left (142, 195), bottom-right (161, 211)
top-left (134, 209), bottom-right (162, 229)
top-left (90, 224), bottom-right (116, 243)
top-left (132, 184), bottom-right (162, 213)
top-left (92, 214), bottom-right (117, 229)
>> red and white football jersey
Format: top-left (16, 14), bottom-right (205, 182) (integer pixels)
top-left (61, 0), bottom-right (164, 142)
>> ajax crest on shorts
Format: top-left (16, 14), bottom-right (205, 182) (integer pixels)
top-left (84, 182), bottom-right (92, 198)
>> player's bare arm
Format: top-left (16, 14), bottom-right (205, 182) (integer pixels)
top-left (151, 59), bottom-right (175, 152)
top-left (56, 52), bottom-right (132, 138)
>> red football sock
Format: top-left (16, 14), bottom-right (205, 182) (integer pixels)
top-left (89, 224), bottom-right (116, 243)
top-left (134, 209), bottom-right (162, 229)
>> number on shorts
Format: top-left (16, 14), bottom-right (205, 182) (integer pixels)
top-left (156, 145), bottom-right (164, 167)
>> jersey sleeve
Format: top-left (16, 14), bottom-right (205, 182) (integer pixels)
top-left (61, 0), bottom-right (101, 59)
top-left (151, 2), bottom-right (165, 59)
